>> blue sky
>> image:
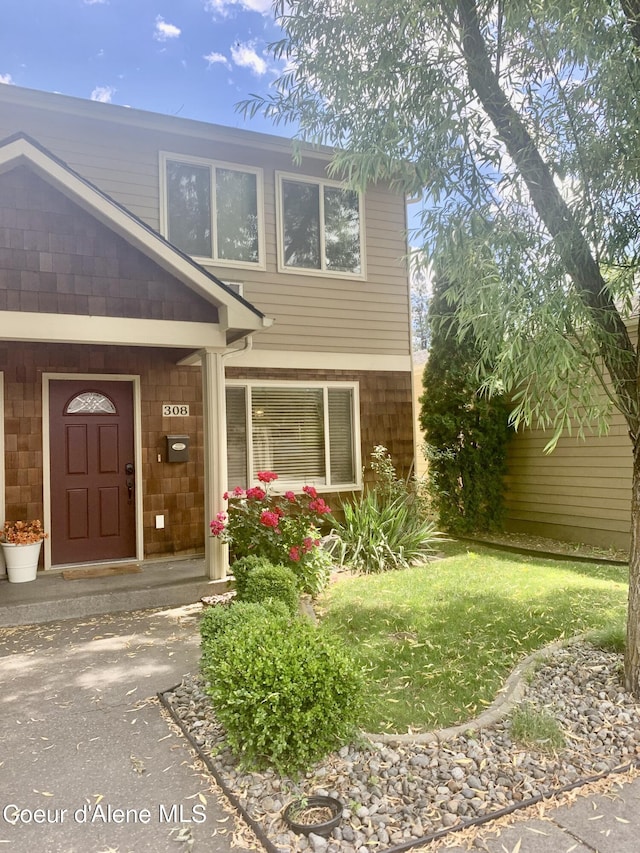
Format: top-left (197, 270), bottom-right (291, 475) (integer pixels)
top-left (0, 0), bottom-right (288, 135)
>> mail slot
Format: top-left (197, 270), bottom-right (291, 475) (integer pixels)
top-left (166, 434), bottom-right (189, 463)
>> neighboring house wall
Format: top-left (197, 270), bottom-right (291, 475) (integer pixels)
top-left (504, 412), bottom-right (632, 550)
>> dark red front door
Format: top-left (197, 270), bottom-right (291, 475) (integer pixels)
top-left (50, 380), bottom-right (136, 565)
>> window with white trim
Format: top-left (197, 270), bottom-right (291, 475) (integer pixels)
top-left (225, 382), bottom-right (360, 490)
top-left (161, 154), bottom-right (263, 267)
top-left (277, 173), bottom-right (364, 276)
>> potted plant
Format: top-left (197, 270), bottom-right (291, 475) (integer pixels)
top-left (283, 795), bottom-right (342, 837)
top-left (0, 520), bottom-right (48, 583)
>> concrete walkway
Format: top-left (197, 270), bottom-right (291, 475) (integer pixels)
top-left (442, 771), bottom-right (640, 852)
top-left (0, 605), bottom-right (254, 853)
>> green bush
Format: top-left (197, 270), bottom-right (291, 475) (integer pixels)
top-left (200, 599), bottom-right (289, 650)
top-left (420, 273), bottom-right (512, 534)
top-left (240, 562), bottom-right (300, 614)
top-left (203, 611), bottom-right (363, 773)
top-left (229, 554), bottom-right (273, 599)
top-left (294, 542), bottom-right (333, 598)
top-left (330, 489), bottom-right (442, 573)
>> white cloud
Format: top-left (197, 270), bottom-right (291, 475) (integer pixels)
top-left (230, 42), bottom-right (267, 76)
top-left (90, 85), bottom-right (115, 103)
top-left (0, 73), bottom-right (14, 85)
top-left (204, 51), bottom-right (231, 69)
top-left (154, 16), bottom-right (181, 42)
top-left (205, 0), bottom-right (273, 15)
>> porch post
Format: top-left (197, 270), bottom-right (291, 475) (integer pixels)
top-left (201, 348), bottom-right (229, 580)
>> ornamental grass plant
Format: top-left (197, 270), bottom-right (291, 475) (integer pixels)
top-left (329, 446), bottom-right (442, 573)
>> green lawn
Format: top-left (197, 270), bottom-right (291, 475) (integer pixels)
top-left (317, 540), bottom-right (628, 734)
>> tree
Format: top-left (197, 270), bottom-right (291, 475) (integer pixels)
top-left (420, 272), bottom-right (511, 534)
top-left (242, 0), bottom-right (640, 694)
top-left (410, 254), bottom-right (431, 351)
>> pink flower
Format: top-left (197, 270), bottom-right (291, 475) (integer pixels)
top-left (233, 486), bottom-right (244, 497)
top-left (284, 491), bottom-right (296, 502)
top-left (309, 498), bottom-right (331, 514)
top-left (303, 485), bottom-right (318, 498)
top-left (223, 491), bottom-right (229, 500)
top-left (210, 519), bottom-right (225, 536)
top-left (257, 471), bottom-right (279, 483)
top-left (216, 511), bottom-right (227, 522)
top-left (303, 536), bottom-right (314, 553)
top-left (246, 486), bottom-right (266, 500)
top-left (260, 510), bottom-right (281, 528)
top-left (289, 546), bottom-right (301, 562)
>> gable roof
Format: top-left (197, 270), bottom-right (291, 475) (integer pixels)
top-left (0, 132), bottom-right (272, 343)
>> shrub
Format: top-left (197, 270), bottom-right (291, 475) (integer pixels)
top-left (420, 272), bottom-right (512, 534)
top-left (229, 554), bottom-right (274, 599)
top-left (330, 448), bottom-right (442, 573)
top-left (210, 471), bottom-right (332, 595)
top-left (331, 490), bottom-right (441, 573)
top-left (200, 599), bottom-right (289, 649)
top-left (203, 611), bottom-right (363, 773)
top-left (240, 562), bottom-right (300, 614)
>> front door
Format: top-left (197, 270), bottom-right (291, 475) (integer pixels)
top-left (50, 379), bottom-right (136, 565)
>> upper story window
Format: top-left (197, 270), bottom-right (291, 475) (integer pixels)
top-left (160, 153), bottom-right (264, 269)
top-left (277, 173), bottom-right (365, 278)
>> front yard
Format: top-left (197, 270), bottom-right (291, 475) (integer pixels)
top-left (317, 540), bottom-right (628, 733)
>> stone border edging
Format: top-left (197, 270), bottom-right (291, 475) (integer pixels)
top-left (363, 635), bottom-right (585, 745)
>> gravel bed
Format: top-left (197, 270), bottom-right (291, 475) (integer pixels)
top-left (165, 642), bottom-right (640, 852)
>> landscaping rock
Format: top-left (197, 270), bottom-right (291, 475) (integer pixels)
top-left (165, 641), bottom-right (640, 852)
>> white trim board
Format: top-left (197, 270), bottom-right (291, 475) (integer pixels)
top-left (224, 349), bottom-right (412, 372)
top-left (0, 312), bottom-right (228, 350)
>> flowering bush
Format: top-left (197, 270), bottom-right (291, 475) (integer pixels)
top-left (1, 519), bottom-right (48, 545)
top-left (210, 471), bottom-right (332, 595)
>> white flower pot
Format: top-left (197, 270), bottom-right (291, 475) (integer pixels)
top-left (1, 541), bottom-right (42, 583)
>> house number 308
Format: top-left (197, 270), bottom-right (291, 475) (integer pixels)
top-left (162, 404), bottom-right (190, 417)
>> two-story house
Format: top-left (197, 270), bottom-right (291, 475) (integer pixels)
top-left (0, 84), bottom-right (414, 579)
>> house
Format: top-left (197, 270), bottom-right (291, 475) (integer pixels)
top-left (503, 408), bottom-right (632, 552)
top-left (0, 84), bottom-right (414, 579)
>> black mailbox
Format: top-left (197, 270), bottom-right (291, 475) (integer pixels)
top-left (166, 435), bottom-right (189, 463)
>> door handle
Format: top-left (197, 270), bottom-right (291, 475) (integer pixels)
top-left (125, 462), bottom-right (134, 475)
top-left (126, 479), bottom-right (134, 503)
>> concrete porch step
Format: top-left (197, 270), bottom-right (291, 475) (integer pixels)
top-left (0, 556), bottom-right (231, 627)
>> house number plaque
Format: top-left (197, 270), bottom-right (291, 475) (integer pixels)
top-left (162, 404), bottom-right (190, 417)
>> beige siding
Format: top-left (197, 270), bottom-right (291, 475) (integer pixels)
top-left (504, 412), bottom-right (632, 550)
top-left (0, 87), bottom-right (411, 357)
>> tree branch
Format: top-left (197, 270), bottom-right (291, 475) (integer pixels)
top-left (621, 0), bottom-right (640, 49)
top-left (456, 0), bottom-right (639, 433)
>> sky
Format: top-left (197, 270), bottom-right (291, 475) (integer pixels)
top-left (0, 0), bottom-right (290, 136)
